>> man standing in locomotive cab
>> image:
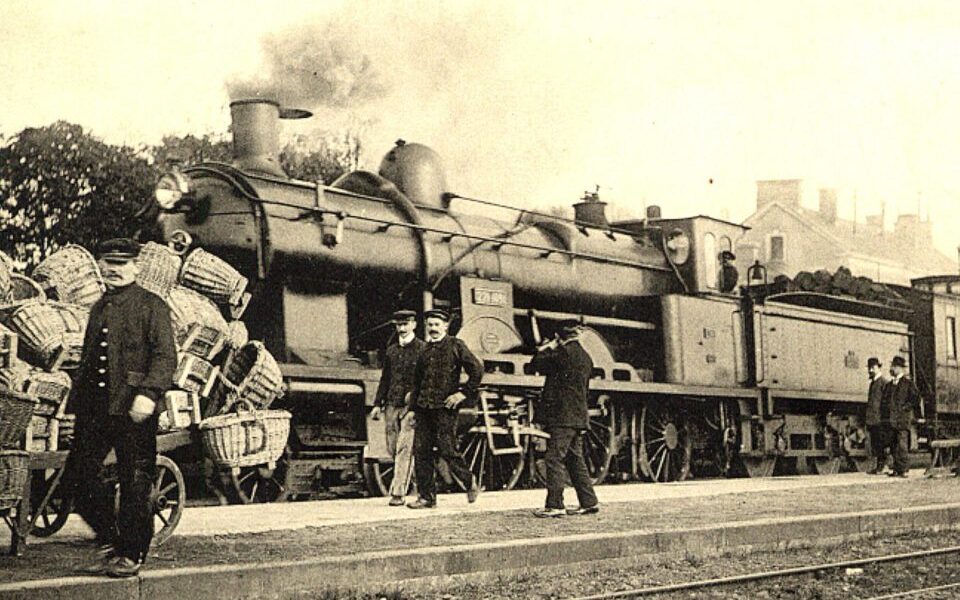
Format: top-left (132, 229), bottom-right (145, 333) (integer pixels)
top-left (407, 308), bottom-right (483, 509)
top-left (865, 357), bottom-right (891, 474)
top-left (65, 238), bottom-right (177, 577)
top-left (531, 320), bottom-right (599, 518)
top-left (370, 309), bottom-right (425, 506)
top-left (718, 250), bottom-right (739, 294)
top-left (885, 355), bottom-right (920, 478)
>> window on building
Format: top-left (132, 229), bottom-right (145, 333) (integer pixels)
top-left (769, 235), bottom-right (785, 262)
top-left (704, 233), bottom-right (717, 288)
top-left (947, 317), bottom-right (957, 360)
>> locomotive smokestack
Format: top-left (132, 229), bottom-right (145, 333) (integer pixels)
top-left (229, 100), bottom-right (311, 178)
top-left (573, 188), bottom-right (609, 228)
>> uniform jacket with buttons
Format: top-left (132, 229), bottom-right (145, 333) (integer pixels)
top-left (883, 374), bottom-right (920, 431)
top-left (71, 283), bottom-right (177, 417)
top-left (865, 374), bottom-right (889, 427)
top-left (375, 336), bottom-right (426, 408)
top-left (411, 335), bottom-right (483, 410)
top-left (530, 338), bottom-right (593, 429)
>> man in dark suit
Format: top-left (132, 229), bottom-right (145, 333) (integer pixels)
top-left (370, 310), bottom-right (425, 506)
top-left (66, 238), bottom-right (177, 577)
top-left (864, 357), bottom-right (890, 474)
top-left (531, 320), bottom-right (599, 518)
top-left (407, 308), bottom-right (483, 509)
top-left (884, 355), bottom-right (920, 478)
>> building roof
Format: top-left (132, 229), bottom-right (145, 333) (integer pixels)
top-left (744, 201), bottom-right (957, 275)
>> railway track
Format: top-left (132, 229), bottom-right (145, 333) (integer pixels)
top-left (568, 545), bottom-right (960, 599)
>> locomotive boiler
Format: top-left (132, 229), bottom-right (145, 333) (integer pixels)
top-left (148, 99), bottom-right (926, 500)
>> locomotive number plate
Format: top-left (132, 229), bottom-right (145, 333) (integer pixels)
top-left (473, 287), bottom-right (507, 307)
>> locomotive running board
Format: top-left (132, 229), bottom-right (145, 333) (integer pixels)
top-left (480, 372), bottom-right (761, 400)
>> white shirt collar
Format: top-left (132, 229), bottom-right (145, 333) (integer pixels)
top-left (397, 332), bottom-right (415, 347)
top-left (427, 333), bottom-right (447, 344)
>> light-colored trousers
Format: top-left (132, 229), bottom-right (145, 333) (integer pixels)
top-left (384, 405), bottom-right (416, 497)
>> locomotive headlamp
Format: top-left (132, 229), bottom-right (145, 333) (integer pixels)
top-left (665, 229), bottom-right (691, 265)
top-left (154, 170), bottom-right (191, 210)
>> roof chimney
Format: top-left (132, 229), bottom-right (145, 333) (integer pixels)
top-left (756, 179), bottom-right (802, 211)
top-left (818, 188), bottom-right (837, 224)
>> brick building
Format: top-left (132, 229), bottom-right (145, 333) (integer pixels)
top-left (735, 180), bottom-right (956, 285)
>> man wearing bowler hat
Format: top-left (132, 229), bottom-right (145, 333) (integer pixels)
top-left (66, 238), bottom-right (177, 577)
top-left (864, 357), bottom-right (891, 474)
top-left (407, 308), bottom-right (483, 509)
top-left (371, 309), bottom-right (425, 506)
top-left (531, 320), bottom-right (599, 518)
top-left (884, 355), bottom-right (920, 478)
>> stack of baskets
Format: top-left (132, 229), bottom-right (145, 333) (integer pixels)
top-left (0, 387), bottom-right (35, 511)
top-left (0, 246), bottom-right (83, 458)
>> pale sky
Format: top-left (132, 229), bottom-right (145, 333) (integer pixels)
top-left (2, 0), bottom-right (960, 257)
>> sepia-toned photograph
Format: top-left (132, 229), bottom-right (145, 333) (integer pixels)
top-left (2, 1), bottom-right (960, 598)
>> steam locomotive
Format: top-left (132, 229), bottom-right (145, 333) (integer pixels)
top-left (147, 99), bottom-right (960, 501)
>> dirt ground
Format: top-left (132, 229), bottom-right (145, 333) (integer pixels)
top-left (3, 477), bottom-right (960, 585)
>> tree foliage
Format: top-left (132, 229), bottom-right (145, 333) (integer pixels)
top-left (0, 122), bottom-right (364, 269)
top-left (0, 122), bottom-right (155, 269)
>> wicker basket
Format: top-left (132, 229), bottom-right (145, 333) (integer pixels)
top-left (219, 341), bottom-right (284, 410)
top-left (57, 414), bottom-right (76, 450)
top-left (0, 388), bottom-right (36, 448)
top-left (180, 323), bottom-right (228, 361)
top-left (0, 261), bottom-right (9, 306)
top-left (199, 404), bottom-right (290, 469)
top-left (165, 286), bottom-right (229, 346)
top-left (8, 302), bottom-right (88, 370)
top-left (32, 245), bottom-right (105, 308)
top-left (0, 275), bottom-right (46, 312)
top-left (0, 450), bottom-right (29, 511)
top-left (0, 324), bottom-right (17, 369)
top-left (0, 364), bottom-right (30, 393)
top-left (179, 248), bottom-right (248, 306)
top-left (25, 369), bottom-right (72, 417)
top-left (173, 353), bottom-right (220, 397)
top-left (136, 242), bottom-right (182, 298)
top-left (225, 320), bottom-right (249, 349)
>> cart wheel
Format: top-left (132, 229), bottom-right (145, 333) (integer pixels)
top-left (29, 470), bottom-right (72, 538)
top-left (151, 456), bottom-right (185, 546)
top-left (227, 454), bottom-right (290, 504)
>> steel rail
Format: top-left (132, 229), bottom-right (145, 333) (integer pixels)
top-left (867, 581), bottom-right (960, 599)
top-left (568, 545), bottom-right (960, 599)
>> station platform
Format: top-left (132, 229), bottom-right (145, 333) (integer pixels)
top-left (3, 469), bottom-right (959, 599)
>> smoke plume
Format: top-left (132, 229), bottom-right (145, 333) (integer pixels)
top-left (227, 20), bottom-right (389, 108)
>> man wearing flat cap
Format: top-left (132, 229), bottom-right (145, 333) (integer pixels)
top-left (531, 320), bottom-right (599, 518)
top-left (864, 357), bottom-right (891, 474)
top-left (65, 238), bottom-right (177, 577)
top-left (408, 308), bottom-right (484, 509)
top-left (883, 355), bottom-right (920, 478)
top-left (371, 309), bottom-right (425, 506)
top-left (718, 250), bottom-right (739, 294)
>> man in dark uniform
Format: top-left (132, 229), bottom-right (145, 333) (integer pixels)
top-left (66, 238), bottom-right (177, 577)
top-left (530, 320), bottom-right (599, 518)
top-left (370, 309), bottom-right (425, 506)
top-left (407, 308), bottom-right (483, 509)
top-left (718, 250), bottom-right (739, 294)
top-left (864, 357), bottom-right (890, 474)
top-left (885, 355), bottom-right (919, 478)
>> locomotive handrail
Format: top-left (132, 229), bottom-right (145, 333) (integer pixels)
top-left (514, 308), bottom-right (656, 331)
top-left (182, 164), bottom-right (673, 272)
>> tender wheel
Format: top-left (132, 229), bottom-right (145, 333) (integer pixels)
top-left (28, 469), bottom-right (72, 538)
top-left (639, 402), bottom-right (692, 482)
top-left (457, 427), bottom-right (526, 492)
top-left (151, 456), bottom-right (185, 546)
top-left (227, 451), bottom-right (290, 504)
